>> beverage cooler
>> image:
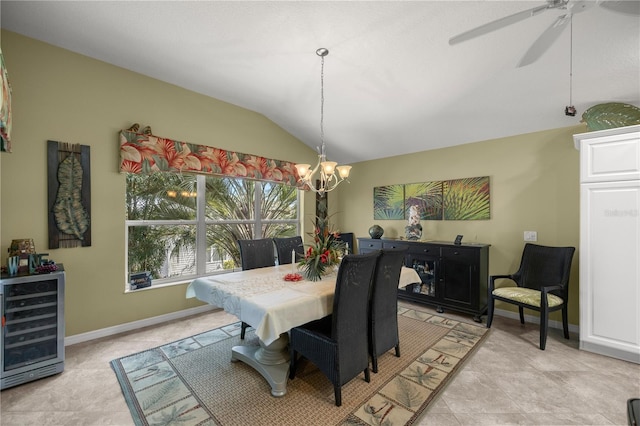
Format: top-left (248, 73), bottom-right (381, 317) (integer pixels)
top-left (0, 267), bottom-right (65, 390)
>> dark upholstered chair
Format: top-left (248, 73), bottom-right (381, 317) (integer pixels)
top-left (628, 398), bottom-right (639, 426)
top-left (289, 251), bottom-right (380, 406)
top-left (336, 232), bottom-right (354, 254)
top-left (487, 243), bottom-right (575, 350)
top-left (236, 238), bottom-right (275, 339)
top-left (369, 247), bottom-right (407, 373)
top-left (273, 236), bottom-right (304, 265)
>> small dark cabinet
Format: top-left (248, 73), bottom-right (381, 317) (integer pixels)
top-left (358, 238), bottom-right (489, 322)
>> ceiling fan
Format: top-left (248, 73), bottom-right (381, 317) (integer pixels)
top-left (449, 0), bottom-right (640, 67)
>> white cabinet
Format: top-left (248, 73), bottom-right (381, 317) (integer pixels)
top-left (575, 125), bottom-right (640, 364)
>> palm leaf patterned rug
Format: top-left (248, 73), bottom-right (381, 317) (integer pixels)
top-left (110, 306), bottom-right (488, 426)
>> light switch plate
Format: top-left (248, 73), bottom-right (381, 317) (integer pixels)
top-left (524, 231), bottom-right (537, 242)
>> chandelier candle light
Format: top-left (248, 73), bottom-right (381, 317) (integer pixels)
top-left (295, 48), bottom-right (351, 193)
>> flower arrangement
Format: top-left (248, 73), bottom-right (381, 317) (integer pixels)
top-left (298, 218), bottom-right (346, 281)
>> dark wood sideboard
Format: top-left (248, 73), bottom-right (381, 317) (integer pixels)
top-left (358, 238), bottom-right (490, 322)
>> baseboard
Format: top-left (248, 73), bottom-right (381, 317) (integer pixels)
top-left (64, 305), bottom-right (577, 347)
top-left (494, 308), bottom-right (579, 334)
top-left (580, 340), bottom-right (640, 364)
top-left (64, 305), bottom-right (219, 346)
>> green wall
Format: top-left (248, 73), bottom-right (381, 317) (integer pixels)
top-left (336, 126), bottom-right (583, 324)
top-left (0, 31), bottom-right (317, 336)
top-left (1, 30), bottom-right (584, 337)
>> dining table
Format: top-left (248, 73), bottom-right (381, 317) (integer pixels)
top-left (186, 263), bottom-right (421, 396)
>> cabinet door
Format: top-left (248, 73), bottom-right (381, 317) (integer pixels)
top-left (440, 247), bottom-right (478, 309)
top-left (580, 180), bottom-right (640, 362)
top-left (577, 126), bottom-right (640, 183)
top-left (405, 254), bottom-right (438, 298)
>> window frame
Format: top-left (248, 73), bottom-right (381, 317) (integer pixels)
top-left (125, 174), bottom-right (300, 291)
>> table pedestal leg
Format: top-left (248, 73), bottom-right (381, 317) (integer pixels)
top-left (231, 333), bottom-right (290, 397)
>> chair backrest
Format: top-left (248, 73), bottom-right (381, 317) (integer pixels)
top-left (332, 251), bottom-right (380, 349)
top-left (336, 232), bottom-right (355, 254)
top-left (237, 238), bottom-right (275, 270)
top-left (370, 248), bottom-right (407, 353)
top-left (513, 243), bottom-right (575, 297)
top-left (273, 236), bottom-right (304, 265)
top-left (371, 248), bottom-right (407, 320)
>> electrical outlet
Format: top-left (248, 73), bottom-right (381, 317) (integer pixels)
top-left (524, 231), bottom-right (537, 242)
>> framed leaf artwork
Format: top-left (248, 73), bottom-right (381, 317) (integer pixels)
top-left (443, 176), bottom-right (490, 220)
top-left (404, 181), bottom-right (443, 220)
top-left (48, 140), bottom-right (92, 248)
top-left (373, 184), bottom-right (404, 219)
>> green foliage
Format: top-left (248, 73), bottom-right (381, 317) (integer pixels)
top-left (126, 173), bottom-right (298, 277)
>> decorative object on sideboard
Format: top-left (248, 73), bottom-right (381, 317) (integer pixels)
top-left (8, 238), bottom-right (36, 273)
top-left (48, 140), bottom-right (92, 248)
top-left (6, 256), bottom-right (19, 275)
top-left (405, 205), bottom-right (423, 240)
top-left (0, 47), bottom-right (12, 153)
top-left (581, 102), bottom-right (640, 131)
top-left (294, 48), bottom-right (351, 194)
top-left (368, 224), bottom-right (384, 239)
top-left (5, 239), bottom-right (56, 275)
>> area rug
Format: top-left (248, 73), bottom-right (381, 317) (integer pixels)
top-left (110, 306), bottom-right (489, 426)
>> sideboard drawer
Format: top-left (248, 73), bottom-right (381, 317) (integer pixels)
top-left (359, 239), bottom-right (383, 251)
top-left (441, 247), bottom-right (476, 262)
top-left (382, 241), bottom-right (409, 250)
top-left (409, 245), bottom-right (437, 256)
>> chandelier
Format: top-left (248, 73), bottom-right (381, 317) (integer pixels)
top-left (295, 48), bottom-right (351, 194)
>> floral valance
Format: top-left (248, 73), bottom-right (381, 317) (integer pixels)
top-left (119, 129), bottom-right (301, 187)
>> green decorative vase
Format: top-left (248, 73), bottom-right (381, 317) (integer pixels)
top-left (369, 224), bottom-right (384, 239)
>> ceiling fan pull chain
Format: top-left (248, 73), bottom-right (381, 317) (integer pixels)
top-left (565, 16), bottom-right (576, 117)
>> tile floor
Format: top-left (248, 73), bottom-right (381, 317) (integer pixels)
top-left (0, 302), bottom-right (638, 425)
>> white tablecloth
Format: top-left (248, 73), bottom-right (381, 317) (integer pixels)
top-left (186, 265), bottom-right (420, 345)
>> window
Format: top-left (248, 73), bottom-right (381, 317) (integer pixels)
top-left (125, 173), bottom-right (299, 288)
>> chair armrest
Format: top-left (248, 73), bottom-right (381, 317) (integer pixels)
top-left (540, 284), bottom-right (564, 307)
top-left (489, 274), bottom-right (514, 292)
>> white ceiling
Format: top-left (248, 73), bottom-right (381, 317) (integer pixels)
top-left (1, 1), bottom-right (639, 164)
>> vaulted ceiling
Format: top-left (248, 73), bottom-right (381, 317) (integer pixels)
top-left (2, 1), bottom-right (639, 163)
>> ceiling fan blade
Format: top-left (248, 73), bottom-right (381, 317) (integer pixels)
top-left (449, 4), bottom-right (552, 45)
top-left (517, 14), bottom-right (571, 67)
top-left (599, 0), bottom-right (640, 16)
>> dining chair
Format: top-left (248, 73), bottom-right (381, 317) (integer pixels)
top-left (487, 243), bottom-right (575, 350)
top-left (236, 238), bottom-right (276, 339)
top-left (336, 232), bottom-right (354, 254)
top-left (273, 236), bottom-right (304, 265)
top-left (289, 251), bottom-right (381, 406)
top-left (369, 247), bottom-right (408, 373)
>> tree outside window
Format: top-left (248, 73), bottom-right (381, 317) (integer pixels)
top-left (126, 173), bottom-right (299, 287)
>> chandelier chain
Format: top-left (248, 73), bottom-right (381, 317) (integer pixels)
top-left (294, 47), bottom-right (351, 193)
top-left (320, 53), bottom-right (325, 156)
